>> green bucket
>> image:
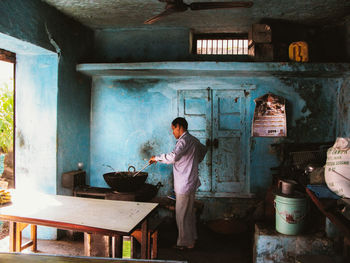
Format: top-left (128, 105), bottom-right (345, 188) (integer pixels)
top-left (274, 194), bottom-right (307, 235)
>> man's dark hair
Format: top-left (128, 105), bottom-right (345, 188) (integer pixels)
top-left (172, 117), bottom-right (188, 130)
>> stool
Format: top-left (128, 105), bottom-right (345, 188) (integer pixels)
top-left (131, 217), bottom-right (163, 259)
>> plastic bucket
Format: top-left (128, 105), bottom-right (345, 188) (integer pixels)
top-left (274, 194), bottom-right (307, 235)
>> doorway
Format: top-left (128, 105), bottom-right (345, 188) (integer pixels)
top-left (0, 48), bottom-right (15, 189)
top-left (178, 88), bottom-right (251, 196)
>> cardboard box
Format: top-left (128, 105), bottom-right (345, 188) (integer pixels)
top-left (249, 43), bottom-right (274, 62)
top-left (249, 24), bottom-right (272, 45)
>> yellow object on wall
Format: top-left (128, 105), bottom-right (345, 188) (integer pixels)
top-left (289, 41), bottom-right (309, 62)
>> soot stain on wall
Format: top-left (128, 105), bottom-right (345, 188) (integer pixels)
top-left (290, 81), bottom-right (333, 142)
top-left (337, 77), bottom-right (350, 136)
top-left (17, 130), bottom-right (25, 148)
top-left (140, 140), bottom-right (159, 160)
top-left (113, 78), bottom-right (160, 93)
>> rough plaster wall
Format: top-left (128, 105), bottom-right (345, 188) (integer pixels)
top-left (0, 0), bottom-right (94, 239)
top-left (0, 0), bottom-right (94, 197)
top-left (15, 54), bottom-right (58, 240)
top-left (15, 54), bottom-right (58, 194)
top-left (94, 27), bottom-right (191, 62)
top-left (337, 77), bottom-right (350, 137)
top-left (0, 0), bottom-right (61, 53)
top-left (346, 16), bottom-right (350, 60)
top-left (89, 67), bottom-right (340, 218)
top-left (254, 224), bottom-right (336, 263)
top-left (93, 24), bottom-right (349, 63)
top-left (338, 17), bottom-right (350, 137)
top-left (42, 0), bottom-right (350, 33)
top-left (0, 31), bottom-right (59, 239)
top-left (90, 77), bottom-right (176, 196)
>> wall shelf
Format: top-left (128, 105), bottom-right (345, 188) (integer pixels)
top-left (77, 62), bottom-right (350, 78)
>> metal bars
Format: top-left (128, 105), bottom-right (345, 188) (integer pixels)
top-left (196, 39), bottom-right (248, 55)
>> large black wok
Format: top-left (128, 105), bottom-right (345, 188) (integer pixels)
top-left (103, 166), bottom-right (148, 192)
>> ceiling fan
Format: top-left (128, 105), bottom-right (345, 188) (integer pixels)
top-left (144, 0), bottom-right (253, 24)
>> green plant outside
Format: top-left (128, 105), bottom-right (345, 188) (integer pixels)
top-left (122, 239), bottom-right (131, 258)
top-left (0, 81), bottom-right (13, 153)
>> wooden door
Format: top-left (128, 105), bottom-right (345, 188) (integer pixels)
top-left (212, 90), bottom-right (248, 193)
top-left (178, 89), bottom-right (212, 192)
top-left (178, 88), bottom-right (249, 195)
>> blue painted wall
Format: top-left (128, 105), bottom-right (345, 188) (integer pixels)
top-left (338, 21), bottom-right (350, 136)
top-left (0, 0), bottom-right (93, 239)
top-left (0, 0), bottom-right (348, 227)
top-left (90, 27), bottom-right (344, 211)
top-left (89, 66), bottom-right (341, 211)
top-left (94, 27), bottom-right (191, 62)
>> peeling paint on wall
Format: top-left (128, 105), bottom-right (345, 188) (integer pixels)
top-left (337, 77), bottom-right (350, 137)
top-left (90, 71), bottom-right (342, 207)
top-left (277, 77), bottom-right (337, 143)
top-left (291, 81), bottom-right (335, 142)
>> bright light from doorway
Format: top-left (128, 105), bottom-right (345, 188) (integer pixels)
top-left (0, 59), bottom-right (14, 188)
top-left (0, 60), bottom-right (13, 84)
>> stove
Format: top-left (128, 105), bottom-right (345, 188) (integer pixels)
top-left (62, 170), bottom-right (161, 202)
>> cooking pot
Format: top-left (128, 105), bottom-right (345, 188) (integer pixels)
top-left (103, 166), bottom-right (148, 192)
top-left (278, 179), bottom-right (297, 195)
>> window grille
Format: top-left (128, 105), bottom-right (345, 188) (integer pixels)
top-left (194, 35), bottom-right (248, 55)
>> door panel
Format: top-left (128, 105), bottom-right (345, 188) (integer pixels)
top-left (184, 98), bottom-right (207, 115)
top-left (212, 90), bottom-right (247, 193)
top-left (178, 90), bottom-right (212, 192)
top-left (178, 89), bottom-right (248, 194)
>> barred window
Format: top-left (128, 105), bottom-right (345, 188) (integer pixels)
top-left (194, 34), bottom-right (248, 55)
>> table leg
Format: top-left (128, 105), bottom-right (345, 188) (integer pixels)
top-left (112, 235), bottom-right (123, 258)
top-left (9, 222), bottom-right (17, 252)
top-left (84, 232), bottom-right (110, 257)
top-left (131, 236), bottom-right (137, 258)
top-left (151, 231), bottom-right (158, 259)
top-left (141, 219), bottom-right (148, 259)
top-left (31, 225), bottom-right (37, 252)
top-left (15, 222), bottom-right (23, 252)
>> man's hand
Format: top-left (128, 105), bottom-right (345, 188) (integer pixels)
top-left (149, 156), bottom-right (157, 164)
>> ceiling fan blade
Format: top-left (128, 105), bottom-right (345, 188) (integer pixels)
top-left (189, 1), bottom-right (253, 10)
top-left (144, 8), bottom-right (178, 24)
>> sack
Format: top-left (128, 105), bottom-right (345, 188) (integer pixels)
top-left (325, 138), bottom-right (350, 198)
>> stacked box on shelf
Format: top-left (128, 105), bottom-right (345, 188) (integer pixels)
top-left (248, 24), bottom-right (273, 62)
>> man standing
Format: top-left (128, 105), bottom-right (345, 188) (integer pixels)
top-left (149, 117), bottom-right (207, 250)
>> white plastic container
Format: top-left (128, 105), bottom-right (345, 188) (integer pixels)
top-left (325, 137), bottom-right (350, 198)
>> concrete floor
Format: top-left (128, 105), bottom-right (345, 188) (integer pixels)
top-left (0, 220), bottom-right (253, 263)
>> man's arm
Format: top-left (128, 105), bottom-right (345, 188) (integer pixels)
top-left (149, 140), bottom-right (187, 165)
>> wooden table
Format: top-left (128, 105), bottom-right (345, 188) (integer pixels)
top-left (306, 187), bottom-right (350, 260)
top-left (305, 188), bottom-right (350, 237)
top-left (0, 192), bottom-right (158, 259)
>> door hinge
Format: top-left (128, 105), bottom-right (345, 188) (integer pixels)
top-left (207, 87), bottom-right (211, 101)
